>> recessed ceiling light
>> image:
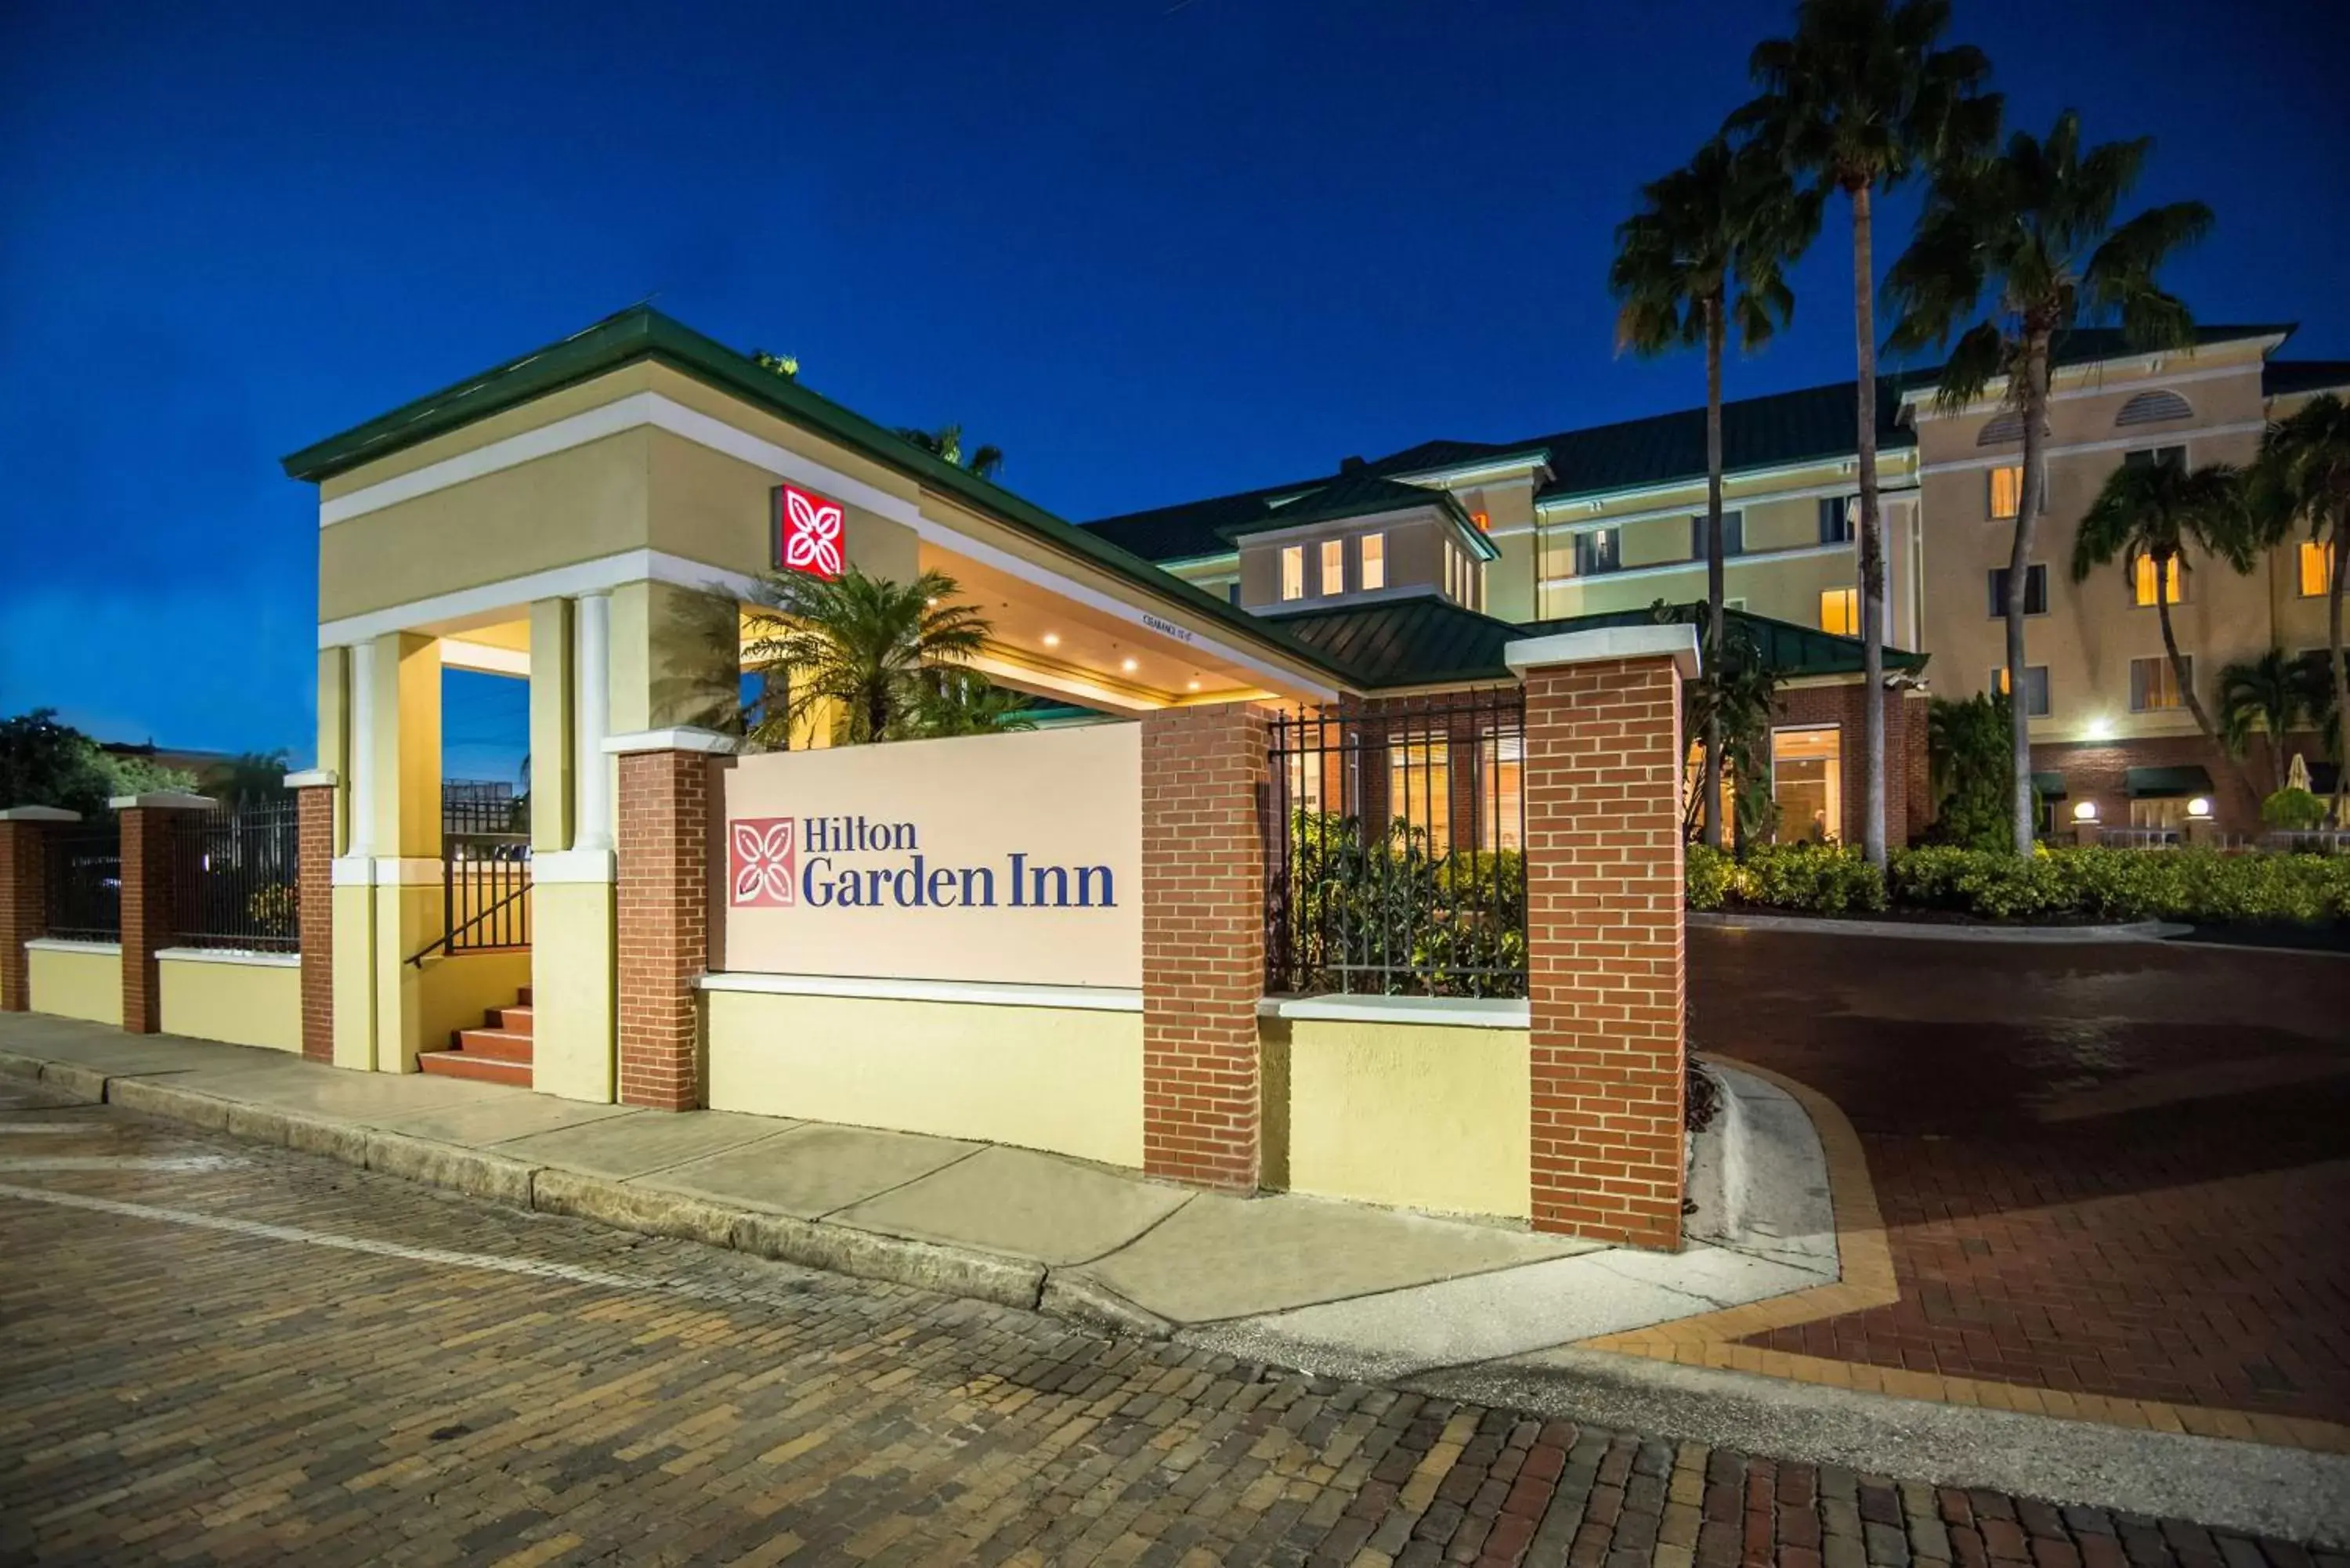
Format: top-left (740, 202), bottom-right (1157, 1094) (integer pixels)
top-left (924, 597), bottom-right (938, 608)
top-left (1042, 633), bottom-right (1060, 648)
top-left (1187, 680), bottom-right (1202, 692)
top-left (1121, 658), bottom-right (1139, 673)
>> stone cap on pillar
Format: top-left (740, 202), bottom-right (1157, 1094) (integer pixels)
top-left (1503, 624), bottom-right (1701, 681)
top-left (107, 792), bottom-right (219, 811)
top-left (602, 728), bottom-right (744, 757)
top-left (284, 768), bottom-right (339, 789)
top-left (0, 805), bottom-right (81, 822)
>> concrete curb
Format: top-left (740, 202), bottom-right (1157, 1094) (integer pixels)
top-left (0, 1049), bottom-right (48, 1082)
top-left (1690, 912), bottom-right (2186, 944)
top-left (1042, 1271), bottom-right (1175, 1341)
top-left (107, 1075), bottom-right (232, 1129)
top-left (40, 1061), bottom-right (114, 1102)
top-left (363, 1130), bottom-right (537, 1206)
top-left (532, 1168), bottom-right (739, 1250)
top-left (732, 1212), bottom-right (1046, 1310)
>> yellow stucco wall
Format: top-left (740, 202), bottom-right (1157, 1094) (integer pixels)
top-left (27, 945), bottom-right (122, 1027)
top-left (418, 948), bottom-right (534, 1067)
top-left (157, 956), bottom-right (301, 1053)
top-left (532, 880), bottom-right (615, 1104)
top-left (1274, 1017), bottom-right (1531, 1220)
top-left (704, 988), bottom-right (1144, 1168)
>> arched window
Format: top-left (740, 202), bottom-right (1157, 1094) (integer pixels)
top-left (1977, 413), bottom-right (2024, 446)
top-left (2117, 389), bottom-right (2193, 427)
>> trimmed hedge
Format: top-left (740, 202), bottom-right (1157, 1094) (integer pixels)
top-left (1686, 842), bottom-right (2350, 925)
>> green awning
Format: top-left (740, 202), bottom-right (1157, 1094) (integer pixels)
top-left (2030, 771), bottom-right (2066, 799)
top-left (2126, 765), bottom-right (2213, 799)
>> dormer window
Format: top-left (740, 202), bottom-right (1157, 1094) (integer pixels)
top-left (1320, 538), bottom-right (1345, 596)
top-left (1361, 532), bottom-right (1386, 590)
top-left (1281, 544), bottom-right (1305, 602)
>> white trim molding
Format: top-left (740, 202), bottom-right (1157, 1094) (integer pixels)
top-left (1896, 338), bottom-right (2285, 415)
top-left (108, 792), bottom-right (216, 812)
top-left (319, 548), bottom-right (758, 650)
top-left (439, 638), bottom-right (530, 677)
top-left (0, 807), bottom-right (81, 823)
top-left (1537, 539), bottom-right (1858, 594)
top-left (25, 938), bottom-right (121, 956)
top-left (1259, 993), bottom-right (1531, 1031)
top-left (696, 971), bottom-right (1144, 1013)
top-left (603, 727), bottom-right (742, 757)
top-left (155, 947), bottom-right (302, 969)
top-left (530, 849), bottom-right (615, 884)
top-left (283, 769), bottom-right (338, 789)
top-left (1505, 623), bottom-right (1701, 680)
top-left (1918, 421), bottom-right (2267, 476)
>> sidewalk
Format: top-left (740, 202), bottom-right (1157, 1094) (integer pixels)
top-left (0, 1010), bottom-right (1835, 1375)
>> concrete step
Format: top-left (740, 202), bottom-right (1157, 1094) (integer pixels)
top-left (452, 1027), bottom-right (534, 1064)
top-left (417, 1050), bottom-right (531, 1088)
top-left (494, 1005), bottom-right (533, 1035)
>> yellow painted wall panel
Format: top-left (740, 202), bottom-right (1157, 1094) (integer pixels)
top-left (157, 958), bottom-right (301, 1052)
top-left (532, 880), bottom-right (614, 1103)
top-left (418, 948), bottom-right (535, 1067)
top-left (1278, 1018), bottom-right (1530, 1220)
top-left (705, 989), bottom-right (1144, 1168)
top-left (28, 945), bottom-right (122, 1028)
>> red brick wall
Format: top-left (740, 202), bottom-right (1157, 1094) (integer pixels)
top-left (1522, 656), bottom-right (1687, 1250)
top-left (2032, 732), bottom-right (2266, 836)
top-left (118, 807), bottom-right (173, 1034)
top-left (1903, 691), bottom-right (1933, 843)
top-left (1770, 680), bottom-right (1916, 849)
top-left (1141, 702), bottom-right (1269, 1191)
top-left (616, 749), bottom-right (713, 1111)
top-left (296, 786), bottom-right (334, 1061)
top-left (0, 821), bottom-right (49, 1013)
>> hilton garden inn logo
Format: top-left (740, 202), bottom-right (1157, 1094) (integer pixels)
top-left (725, 815), bottom-right (1115, 912)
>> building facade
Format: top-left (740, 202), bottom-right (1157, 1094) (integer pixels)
top-left (1087, 326), bottom-right (2348, 838)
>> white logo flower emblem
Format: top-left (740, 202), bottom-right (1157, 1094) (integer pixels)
top-left (781, 486), bottom-right (844, 579)
top-left (728, 818), bottom-right (796, 906)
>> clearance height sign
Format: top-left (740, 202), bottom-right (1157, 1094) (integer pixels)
top-left (714, 723), bottom-right (1143, 989)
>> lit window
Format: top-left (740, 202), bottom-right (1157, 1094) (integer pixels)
top-left (1360, 531), bottom-right (1386, 591)
top-left (1280, 544), bottom-right (1304, 602)
top-left (1994, 665), bottom-right (2052, 717)
top-left (1770, 726), bottom-right (1842, 844)
top-left (1478, 735), bottom-right (1523, 851)
top-left (1987, 565), bottom-right (2048, 617)
top-left (1387, 738), bottom-right (1451, 854)
top-left (2302, 540), bottom-right (2336, 598)
top-left (2131, 656), bottom-right (2192, 713)
top-left (1819, 587), bottom-right (1859, 636)
top-left (1285, 746), bottom-right (1326, 815)
top-left (2132, 555), bottom-right (2186, 606)
top-left (1320, 537), bottom-right (1344, 596)
top-left (1988, 465), bottom-right (2023, 522)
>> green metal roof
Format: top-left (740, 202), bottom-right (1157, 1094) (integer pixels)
top-left (279, 306), bottom-right (1358, 692)
top-left (2031, 770), bottom-right (2067, 799)
top-left (1270, 595), bottom-right (1925, 689)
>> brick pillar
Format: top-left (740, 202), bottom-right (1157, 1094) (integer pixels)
top-left (610, 729), bottom-right (732, 1111)
top-left (289, 772), bottom-right (338, 1062)
top-left (116, 794), bottom-right (215, 1034)
top-left (1510, 627), bottom-right (1695, 1250)
top-left (1141, 702), bottom-right (1270, 1191)
top-left (0, 808), bottom-right (74, 1013)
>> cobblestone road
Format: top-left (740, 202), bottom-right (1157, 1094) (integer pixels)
top-left (0, 1077), bottom-right (2336, 1568)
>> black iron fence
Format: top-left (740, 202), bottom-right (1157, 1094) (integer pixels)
top-left (443, 833), bottom-right (532, 953)
top-left (1266, 688), bottom-right (1528, 998)
top-left (168, 799), bottom-right (301, 952)
top-left (443, 779), bottom-right (527, 836)
top-left (43, 823), bottom-right (121, 942)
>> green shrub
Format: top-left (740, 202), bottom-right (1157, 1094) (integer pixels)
top-left (1685, 844), bottom-right (1738, 912)
top-left (1742, 844), bottom-right (2350, 925)
top-left (1737, 843), bottom-right (1887, 914)
top-left (2263, 787), bottom-right (2330, 830)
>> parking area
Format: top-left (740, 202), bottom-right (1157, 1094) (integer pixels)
top-left (1693, 927), bottom-right (2350, 1429)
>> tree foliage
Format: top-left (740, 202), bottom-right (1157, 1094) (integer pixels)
top-left (896, 423), bottom-right (1006, 481)
top-left (2247, 392), bottom-right (2350, 822)
top-left (739, 567), bottom-right (1014, 748)
top-left (0, 710), bottom-right (200, 817)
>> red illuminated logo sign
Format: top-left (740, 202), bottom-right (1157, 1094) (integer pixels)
top-left (775, 483), bottom-right (845, 579)
top-left (728, 818), bottom-right (797, 907)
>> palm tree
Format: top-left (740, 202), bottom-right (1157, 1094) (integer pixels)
top-left (1735, 0), bottom-right (1998, 870)
top-left (740, 567), bottom-right (990, 747)
top-left (2218, 649), bottom-right (2318, 797)
top-left (1883, 108), bottom-right (2212, 854)
top-left (750, 350), bottom-right (799, 380)
top-left (2248, 392), bottom-right (2350, 822)
top-left (2070, 460), bottom-right (2254, 800)
top-left (912, 671), bottom-right (1043, 739)
top-left (1611, 137), bottom-right (1818, 849)
top-left (898, 424), bottom-right (1006, 481)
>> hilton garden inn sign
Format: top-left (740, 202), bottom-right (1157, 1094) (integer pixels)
top-left (714, 724), bottom-right (1143, 989)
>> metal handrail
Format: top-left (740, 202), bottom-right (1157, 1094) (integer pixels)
top-left (406, 877), bottom-right (533, 967)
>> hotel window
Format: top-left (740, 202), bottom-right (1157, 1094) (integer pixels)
top-left (2131, 656), bottom-right (2192, 713)
top-left (2124, 445), bottom-right (2187, 472)
top-left (1987, 564), bottom-right (2048, 617)
top-left (1988, 464), bottom-right (2023, 521)
top-left (1573, 528), bottom-right (1621, 576)
top-left (1227, 581), bottom-right (1242, 605)
top-left (1320, 537), bottom-right (1345, 596)
top-left (1819, 587), bottom-right (1859, 636)
top-left (1817, 495), bottom-right (1857, 544)
top-left (1360, 531), bottom-right (1386, 591)
top-left (1285, 745), bottom-right (1328, 816)
top-left (2131, 554), bottom-right (2187, 606)
top-left (1993, 664), bottom-right (2052, 717)
top-left (1280, 544), bottom-right (1304, 602)
top-left (1478, 735), bottom-right (1523, 851)
top-left (2301, 540), bottom-right (2336, 598)
top-left (1688, 511), bottom-right (1744, 558)
top-left (1387, 737), bottom-right (1452, 854)
top-left (1770, 726), bottom-right (1842, 844)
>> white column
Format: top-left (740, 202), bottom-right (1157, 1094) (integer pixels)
top-left (573, 592), bottom-right (613, 852)
top-left (345, 639), bottom-right (377, 859)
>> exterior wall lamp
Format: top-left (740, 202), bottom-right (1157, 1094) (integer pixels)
top-left (2187, 796), bottom-right (2214, 819)
top-left (2071, 800), bottom-right (2099, 823)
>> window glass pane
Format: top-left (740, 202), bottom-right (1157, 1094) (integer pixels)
top-left (2131, 656), bottom-right (2190, 712)
top-left (1386, 737), bottom-right (1451, 854)
top-left (1771, 726), bottom-right (1842, 843)
top-left (1993, 666), bottom-right (2051, 717)
top-left (1818, 495), bottom-right (1856, 544)
top-left (1320, 537), bottom-right (1344, 596)
top-left (1989, 466), bottom-right (2023, 520)
top-left (1987, 565), bottom-right (2048, 616)
top-left (2133, 555), bottom-right (2186, 606)
top-left (1281, 545), bottom-right (1303, 601)
top-left (1819, 587), bottom-right (1858, 636)
top-left (1360, 532), bottom-right (1386, 591)
top-left (1478, 735), bottom-right (1523, 851)
top-left (1573, 529), bottom-right (1620, 576)
top-left (1689, 511), bottom-right (1744, 558)
top-left (2301, 541), bottom-right (2334, 598)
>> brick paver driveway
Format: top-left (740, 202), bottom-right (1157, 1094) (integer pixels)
top-left (3, 1077), bottom-right (2333, 1567)
top-left (1692, 927), bottom-right (2350, 1430)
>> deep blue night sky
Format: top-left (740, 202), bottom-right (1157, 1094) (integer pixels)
top-left (4, 0), bottom-right (2343, 780)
